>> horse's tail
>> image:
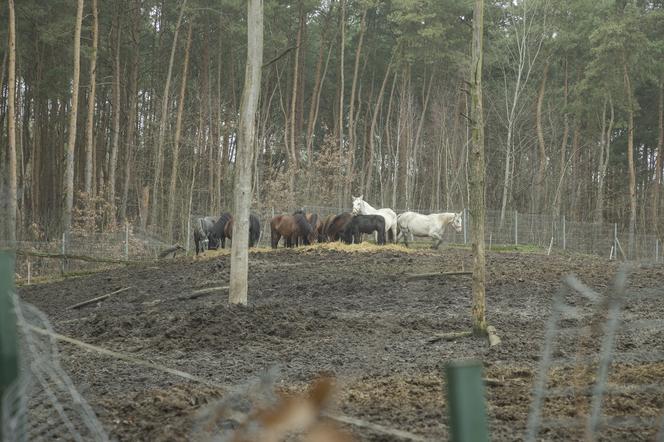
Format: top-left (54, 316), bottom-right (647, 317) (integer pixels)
top-left (249, 214), bottom-right (260, 247)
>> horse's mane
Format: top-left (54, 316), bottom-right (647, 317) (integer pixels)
top-left (292, 209), bottom-right (305, 216)
top-left (308, 213), bottom-right (319, 228)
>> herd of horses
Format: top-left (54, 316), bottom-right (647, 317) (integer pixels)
top-left (193, 196), bottom-right (463, 255)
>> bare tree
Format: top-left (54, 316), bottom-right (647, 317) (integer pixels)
top-left (229, 0), bottom-right (263, 305)
top-left (166, 22), bottom-right (193, 241)
top-left (7, 0), bottom-right (17, 242)
top-left (497, 0), bottom-right (548, 226)
top-left (63, 0), bottom-right (84, 234)
top-left (150, 0), bottom-right (187, 228)
top-left (84, 0), bottom-right (98, 197)
top-left (470, 0), bottom-right (487, 336)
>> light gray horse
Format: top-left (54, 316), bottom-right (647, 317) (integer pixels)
top-left (193, 216), bottom-right (217, 255)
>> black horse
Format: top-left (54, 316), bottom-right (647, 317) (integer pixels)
top-left (193, 216), bottom-right (218, 255)
top-left (210, 212), bottom-right (261, 248)
top-left (342, 215), bottom-right (386, 245)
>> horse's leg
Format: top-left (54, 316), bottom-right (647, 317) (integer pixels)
top-left (271, 231), bottom-right (279, 249)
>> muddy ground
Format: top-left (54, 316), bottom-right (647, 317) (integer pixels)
top-left (18, 245), bottom-right (664, 441)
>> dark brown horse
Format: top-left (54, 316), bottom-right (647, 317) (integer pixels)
top-left (211, 213), bottom-right (261, 248)
top-left (325, 212), bottom-right (353, 241)
top-left (271, 213), bottom-right (316, 248)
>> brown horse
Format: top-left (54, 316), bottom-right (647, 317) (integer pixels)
top-left (325, 212), bottom-right (353, 241)
top-left (271, 213), bottom-right (316, 248)
top-left (321, 214), bottom-right (337, 242)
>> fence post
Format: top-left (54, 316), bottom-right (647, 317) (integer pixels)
top-left (0, 252), bottom-right (19, 442)
top-left (656, 239), bottom-right (659, 263)
top-left (125, 223), bottom-right (129, 261)
top-left (562, 215), bottom-right (566, 250)
top-left (514, 210), bottom-right (518, 246)
top-left (186, 217), bottom-right (191, 255)
top-left (463, 208), bottom-right (468, 245)
top-left (61, 231), bottom-right (67, 274)
top-left (445, 360), bottom-right (488, 442)
top-left (614, 223), bottom-right (618, 260)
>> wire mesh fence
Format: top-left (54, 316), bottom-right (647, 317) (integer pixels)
top-left (190, 206), bottom-right (662, 262)
top-left (525, 267), bottom-right (664, 441)
top-left (1, 291), bottom-right (108, 442)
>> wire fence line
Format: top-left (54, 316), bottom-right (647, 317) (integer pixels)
top-left (2, 291), bottom-right (108, 442)
top-left (4, 205), bottom-right (661, 282)
top-left (525, 267), bottom-right (664, 441)
top-left (191, 206), bottom-right (662, 261)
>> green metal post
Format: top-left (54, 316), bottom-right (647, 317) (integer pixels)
top-left (0, 252), bottom-right (19, 440)
top-left (445, 360), bottom-right (489, 442)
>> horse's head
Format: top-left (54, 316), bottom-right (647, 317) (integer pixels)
top-left (452, 212), bottom-right (463, 233)
top-left (351, 195), bottom-right (364, 215)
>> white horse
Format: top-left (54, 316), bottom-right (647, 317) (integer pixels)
top-left (351, 195), bottom-right (398, 243)
top-left (396, 211), bottom-right (463, 249)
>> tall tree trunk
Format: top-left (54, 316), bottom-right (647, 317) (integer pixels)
top-left (535, 62), bottom-right (549, 213)
top-left (288, 3), bottom-right (304, 195)
top-left (595, 95), bottom-right (614, 224)
top-left (652, 79), bottom-right (663, 235)
top-left (363, 62), bottom-right (392, 196)
top-left (623, 54), bottom-right (636, 257)
top-left (120, 0), bottom-right (140, 223)
top-left (166, 23), bottom-right (193, 241)
top-left (553, 60), bottom-right (569, 218)
top-left (305, 2), bottom-right (335, 167)
top-left (63, 0), bottom-right (84, 234)
top-left (345, 6), bottom-right (367, 202)
top-left (337, 0), bottom-right (346, 181)
top-left (7, 0), bottom-right (17, 242)
top-left (84, 0), bottom-right (98, 198)
top-left (107, 9), bottom-right (122, 224)
top-left (470, 0), bottom-right (487, 336)
top-left (150, 0), bottom-right (187, 229)
top-left (230, 0), bottom-right (263, 305)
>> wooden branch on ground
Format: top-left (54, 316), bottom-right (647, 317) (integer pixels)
top-left (178, 286), bottom-right (229, 301)
top-left (407, 271), bottom-right (472, 280)
top-left (427, 331), bottom-right (473, 343)
top-left (68, 287), bottom-right (131, 309)
top-left (158, 244), bottom-right (184, 258)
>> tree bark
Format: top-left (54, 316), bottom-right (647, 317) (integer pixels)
top-left (305, 2), bottom-right (335, 167)
top-left (166, 22), bottom-right (193, 241)
top-left (337, 0), bottom-right (346, 164)
top-left (595, 95), bottom-right (614, 224)
top-left (470, 0), bottom-right (487, 336)
top-left (7, 0), bottom-right (17, 242)
top-left (63, 0), bottom-right (84, 234)
top-left (288, 3), bottom-right (304, 190)
top-left (150, 0), bottom-right (187, 229)
top-left (363, 62), bottom-right (392, 197)
top-left (535, 62), bottom-right (549, 213)
top-left (230, 0), bottom-right (263, 305)
top-left (120, 0), bottom-right (140, 223)
top-left (107, 7), bottom-right (122, 223)
top-left (623, 54), bottom-right (636, 257)
top-left (652, 79), bottom-right (663, 235)
top-left (553, 59), bottom-right (569, 218)
top-left (84, 0), bottom-right (98, 198)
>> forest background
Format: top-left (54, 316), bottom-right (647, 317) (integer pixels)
top-left (1, 0), bottom-right (663, 247)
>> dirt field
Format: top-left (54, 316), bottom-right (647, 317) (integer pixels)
top-left (17, 245), bottom-right (664, 441)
